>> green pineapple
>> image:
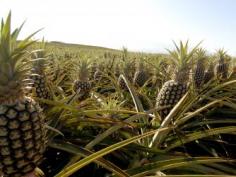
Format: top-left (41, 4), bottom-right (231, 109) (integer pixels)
top-left (155, 41), bottom-right (199, 119)
top-left (0, 13), bottom-right (46, 177)
top-left (73, 59), bottom-right (91, 95)
top-left (215, 49), bottom-right (229, 80)
top-left (133, 59), bottom-right (149, 87)
top-left (30, 42), bottom-right (51, 104)
top-left (193, 49), bottom-right (206, 88)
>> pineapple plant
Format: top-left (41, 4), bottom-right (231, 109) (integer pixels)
top-left (215, 49), bottom-right (229, 80)
top-left (155, 41), bottom-right (200, 119)
top-left (133, 59), bottom-right (149, 87)
top-left (73, 59), bottom-right (92, 96)
top-left (30, 41), bottom-right (52, 105)
top-left (0, 13), bottom-right (46, 177)
top-left (193, 48), bottom-right (206, 88)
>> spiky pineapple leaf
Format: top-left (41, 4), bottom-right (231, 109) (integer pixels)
top-left (50, 139), bottom-right (130, 177)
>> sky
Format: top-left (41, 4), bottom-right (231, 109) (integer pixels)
top-left (0, 0), bottom-right (236, 54)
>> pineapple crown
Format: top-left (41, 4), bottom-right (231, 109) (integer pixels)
top-left (196, 48), bottom-right (207, 60)
top-left (74, 58), bottom-right (91, 81)
top-left (216, 49), bottom-right (229, 64)
top-left (31, 40), bottom-right (48, 74)
top-left (99, 96), bottom-right (124, 117)
top-left (0, 12), bottom-right (39, 103)
top-left (194, 48), bottom-right (207, 67)
top-left (167, 40), bottom-right (201, 82)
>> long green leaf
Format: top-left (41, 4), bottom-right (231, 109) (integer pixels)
top-left (50, 140), bottom-right (130, 177)
top-left (166, 126), bottom-right (236, 151)
top-left (125, 157), bottom-right (235, 177)
top-left (55, 128), bottom-right (169, 177)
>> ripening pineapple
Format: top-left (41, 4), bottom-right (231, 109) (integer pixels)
top-left (203, 61), bottom-right (214, 84)
top-left (0, 13), bottom-right (46, 177)
top-left (73, 59), bottom-right (92, 95)
top-left (215, 49), bottom-right (229, 80)
top-left (133, 60), bottom-right (149, 87)
top-left (155, 41), bottom-right (200, 119)
top-left (30, 43), bottom-right (51, 104)
top-left (193, 49), bottom-right (206, 88)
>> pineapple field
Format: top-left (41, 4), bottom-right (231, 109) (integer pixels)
top-left (0, 12), bottom-right (236, 177)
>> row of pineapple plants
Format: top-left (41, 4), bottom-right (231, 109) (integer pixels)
top-left (42, 40), bottom-right (236, 176)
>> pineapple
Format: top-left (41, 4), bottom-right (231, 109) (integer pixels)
top-left (118, 60), bottom-right (133, 91)
top-left (0, 13), bottom-right (46, 177)
top-left (118, 75), bottom-right (128, 91)
top-left (215, 49), bottom-right (229, 80)
top-left (133, 59), bottom-right (149, 87)
top-left (73, 59), bottom-right (91, 96)
top-left (30, 42), bottom-right (51, 104)
top-left (193, 49), bottom-right (206, 88)
top-left (203, 61), bottom-right (214, 84)
top-left (155, 41), bottom-right (199, 119)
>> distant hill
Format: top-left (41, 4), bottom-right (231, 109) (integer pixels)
top-left (49, 41), bottom-right (120, 52)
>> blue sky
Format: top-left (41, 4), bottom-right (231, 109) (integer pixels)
top-left (0, 0), bottom-right (236, 54)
